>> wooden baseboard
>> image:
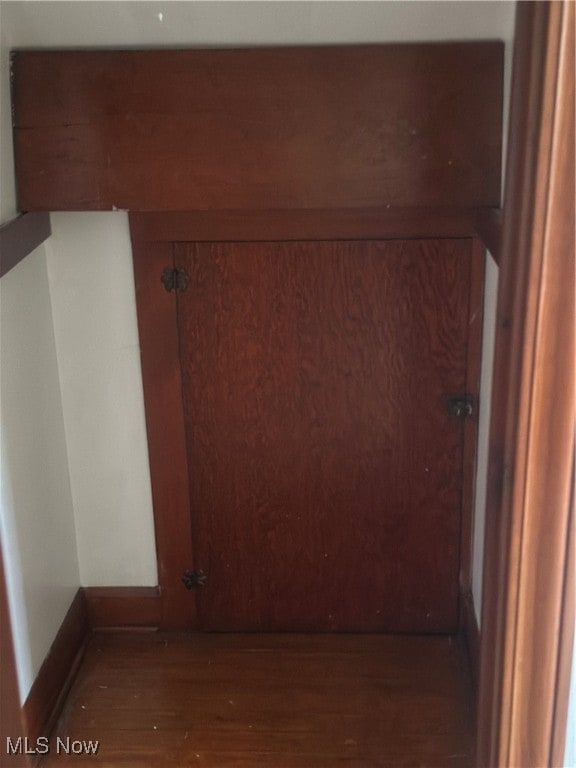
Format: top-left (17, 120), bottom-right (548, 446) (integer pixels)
top-left (22, 589), bottom-right (90, 747)
top-left (84, 587), bottom-right (162, 630)
top-left (14, 587), bottom-right (160, 757)
top-left (461, 589), bottom-right (481, 692)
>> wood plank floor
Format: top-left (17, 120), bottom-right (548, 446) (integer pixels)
top-left (42, 633), bottom-right (475, 767)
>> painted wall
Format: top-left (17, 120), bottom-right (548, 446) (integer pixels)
top-left (47, 213), bottom-right (158, 586)
top-left (0, 246), bottom-right (81, 702)
top-left (471, 251), bottom-right (499, 625)
top-left (471, 5), bottom-right (515, 627)
top-left (0, 22), bottom-right (81, 702)
top-left (1, 0), bottom-right (516, 48)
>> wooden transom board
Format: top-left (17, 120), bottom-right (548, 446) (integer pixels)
top-left (12, 44), bottom-right (502, 212)
top-left (174, 239), bottom-right (472, 633)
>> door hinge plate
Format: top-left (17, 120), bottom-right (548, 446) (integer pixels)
top-left (161, 267), bottom-right (190, 293)
top-left (446, 393), bottom-right (473, 418)
top-left (182, 569), bottom-right (207, 589)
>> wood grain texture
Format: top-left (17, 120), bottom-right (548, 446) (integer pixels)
top-left (84, 588), bottom-right (162, 631)
top-left (476, 2), bottom-right (575, 766)
top-left (42, 632), bottom-right (475, 767)
top-left (500, 3), bottom-right (575, 764)
top-left (129, 207), bottom-right (479, 243)
top-left (176, 239), bottom-right (471, 633)
top-left (131, 241), bottom-right (196, 630)
top-left (0, 212), bottom-right (51, 278)
top-left (13, 44), bottom-right (503, 212)
top-left (22, 590), bottom-right (89, 750)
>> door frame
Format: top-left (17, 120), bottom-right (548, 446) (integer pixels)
top-left (130, 219), bottom-right (485, 631)
top-left (476, 1), bottom-right (575, 765)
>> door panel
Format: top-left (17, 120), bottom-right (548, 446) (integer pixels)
top-left (175, 239), bottom-right (471, 632)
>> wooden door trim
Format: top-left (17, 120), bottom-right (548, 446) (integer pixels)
top-left (129, 207), bottom-right (482, 244)
top-left (131, 239), bottom-right (197, 630)
top-left (476, 2), bottom-right (575, 765)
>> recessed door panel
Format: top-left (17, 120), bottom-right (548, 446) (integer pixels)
top-left (175, 239), bottom-right (471, 632)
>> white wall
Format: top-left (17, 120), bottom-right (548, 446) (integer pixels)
top-left (471, 251), bottom-right (499, 625)
top-left (47, 213), bottom-right (158, 586)
top-left (1, 0), bottom-right (516, 48)
top-left (0, 247), bottom-right (81, 701)
top-left (0, 25), bottom-right (16, 221)
top-left (0, 21), bottom-right (81, 702)
top-left (471, 4), bottom-right (515, 627)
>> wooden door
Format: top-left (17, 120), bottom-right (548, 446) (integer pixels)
top-left (175, 239), bottom-right (472, 632)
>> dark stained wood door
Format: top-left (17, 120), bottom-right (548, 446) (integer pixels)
top-left (175, 239), bottom-right (472, 633)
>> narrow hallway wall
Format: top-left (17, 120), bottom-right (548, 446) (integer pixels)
top-left (1, 19), bottom-right (81, 701)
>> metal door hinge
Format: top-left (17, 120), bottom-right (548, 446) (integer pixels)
top-left (446, 393), bottom-right (473, 419)
top-left (182, 569), bottom-right (207, 589)
top-left (161, 267), bottom-right (190, 293)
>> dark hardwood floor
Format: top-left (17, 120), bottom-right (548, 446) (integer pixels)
top-left (42, 633), bottom-right (475, 767)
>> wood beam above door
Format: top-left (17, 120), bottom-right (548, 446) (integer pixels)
top-left (12, 44), bottom-right (503, 213)
top-left (129, 206), bottom-right (484, 243)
